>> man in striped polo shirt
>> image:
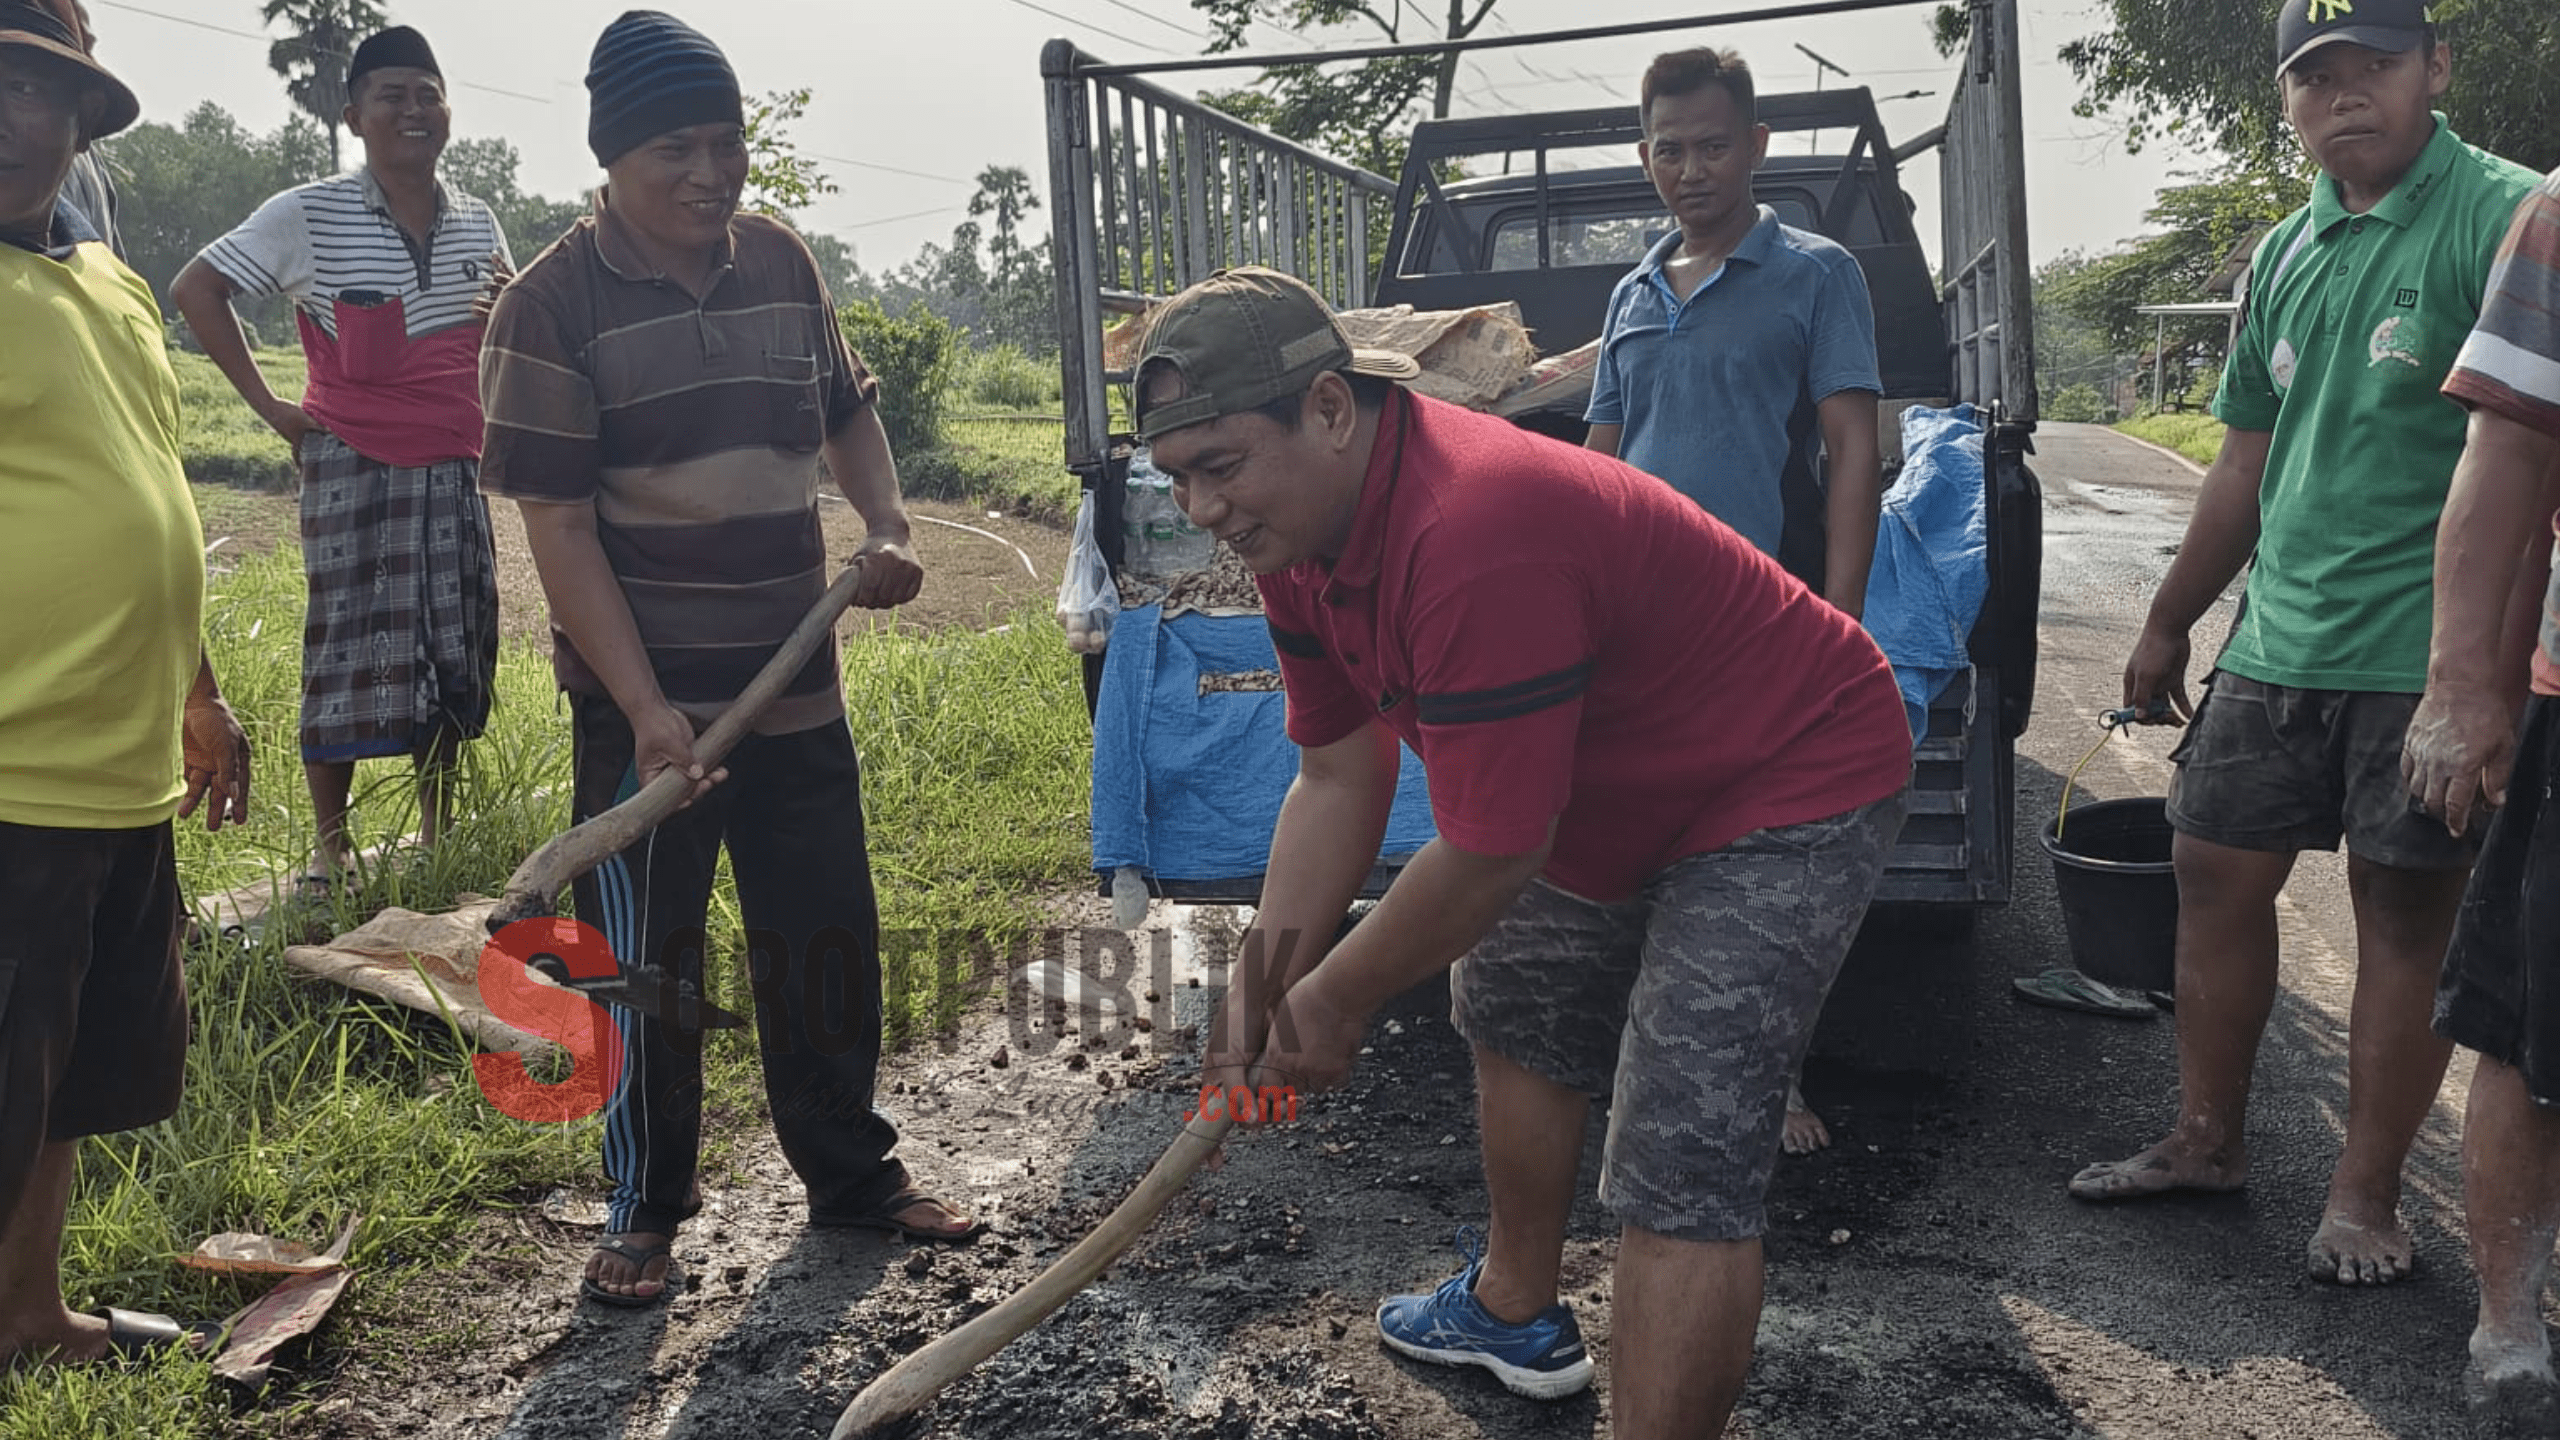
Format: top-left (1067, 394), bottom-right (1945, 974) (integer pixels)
top-left (173, 25), bottom-right (506, 897)
top-left (2405, 171), bottom-right (2560, 1429)
top-left (479, 10), bottom-right (974, 1309)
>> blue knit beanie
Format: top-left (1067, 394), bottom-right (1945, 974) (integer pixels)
top-left (584, 11), bottom-right (743, 167)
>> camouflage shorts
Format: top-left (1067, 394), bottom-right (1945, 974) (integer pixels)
top-left (1450, 792), bottom-right (1907, 1242)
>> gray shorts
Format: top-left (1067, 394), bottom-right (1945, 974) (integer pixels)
top-left (1450, 793), bottom-right (1906, 1243)
top-left (2166, 671), bottom-right (2474, 871)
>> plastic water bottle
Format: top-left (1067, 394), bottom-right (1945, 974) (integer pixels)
top-left (1124, 449), bottom-right (1217, 576)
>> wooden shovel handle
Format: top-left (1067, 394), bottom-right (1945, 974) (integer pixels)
top-left (487, 559), bottom-right (870, 934)
top-left (829, 1110), bottom-right (1238, 1439)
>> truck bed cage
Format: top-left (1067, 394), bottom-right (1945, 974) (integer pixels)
top-left (1940, 0), bottom-right (2038, 424)
top-left (1044, 39), bottom-right (1397, 492)
top-left (1072, 0), bottom-right (1951, 79)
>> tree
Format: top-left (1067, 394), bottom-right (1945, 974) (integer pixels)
top-left (967, 165), bottom-right (1053, 353)
top-left (803, 232), bottom-right (863, 304)
top-left (1189, 0), bottom-right (1504, 176)
top-left (741, 88), bottom-right (839, 221)
top-left (2034, 167), bottom-right (2306, 409)
top-left (440, 137), bottom-right (592, 263)
top-left (2033, 252), bottom-right (2135, 418)
top-left (2056, 0), bottom-right (2560, 174)
top-left (845, 167), bottom-right (1058, 355)
top-left (95, 101), bottom-right (329, 324)
top-left (2044, 167), bottom-right (2304, 353)
top-left (260, 0), bottom-right (387, 173)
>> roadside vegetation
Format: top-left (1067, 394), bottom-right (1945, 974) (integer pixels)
top-left (2115, 411), bottom-right (2226, 469)
top-left (18, 330), bottom-right (1091, 1435)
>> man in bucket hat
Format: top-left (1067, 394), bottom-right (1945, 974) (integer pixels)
top-left (1161, 266), bottom-right (1910, 1436)
top-left (0, 0), bottom-right (251, 1363)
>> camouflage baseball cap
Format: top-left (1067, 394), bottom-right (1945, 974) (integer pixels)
top-left (1134, 267), bottom-right (1419, 442)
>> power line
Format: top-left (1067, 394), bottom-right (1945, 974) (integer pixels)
top-left (92, 0), bottom-right (555, 105)
top-left (98, 0), bottom-right (979, 191)
top-left (839, 203), bottom-right (970, 231)
top-left (809, 152), bottom-right (974, 186)
top-left (1086, 0), bottom-right (1211, 42)
top-left (990, 0), bottom-right (1180, 54)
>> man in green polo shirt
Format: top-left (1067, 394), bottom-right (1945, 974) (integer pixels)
top-left (2069, 0), bottom-right (2536, 1288)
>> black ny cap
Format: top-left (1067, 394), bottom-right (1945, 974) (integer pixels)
top-left (2276, 0), bottom-right (2432, 77)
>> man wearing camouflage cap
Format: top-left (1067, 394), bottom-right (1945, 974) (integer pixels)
top-left (1155, 266), bottom-right (1911, 1436)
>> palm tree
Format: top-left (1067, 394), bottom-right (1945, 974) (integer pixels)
top-left (259, 0), bottom-right (388, 172)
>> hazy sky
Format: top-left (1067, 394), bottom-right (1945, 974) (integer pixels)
top-left (87, 0), bottom-right (2246, 278)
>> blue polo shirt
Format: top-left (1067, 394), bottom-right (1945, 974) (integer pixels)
top-left (1585, 207), bottom-right (1881, 555)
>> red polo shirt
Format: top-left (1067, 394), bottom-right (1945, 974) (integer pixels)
top-left (1260, 391), bottom-right (1912, 903)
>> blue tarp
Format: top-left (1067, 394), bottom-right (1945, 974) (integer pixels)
top-left (1865, 403), bottom-right (1991, 738)
top-left (1091, 606), bottom-right (1439, 879)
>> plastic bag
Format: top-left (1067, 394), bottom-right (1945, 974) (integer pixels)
top-left (1058, 492), bottom-right (1121, 656)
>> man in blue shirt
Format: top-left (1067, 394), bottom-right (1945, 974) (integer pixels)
top-left (1586, 45), bottom-right (1886, 1153)
top-left (1586, 45), bottom-right (1884, 623)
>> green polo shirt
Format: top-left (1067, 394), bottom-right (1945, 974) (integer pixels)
top-left (2213, 117), bottom-right (2536, 693)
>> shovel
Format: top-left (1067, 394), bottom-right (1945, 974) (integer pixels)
top-left (485, 558), bottom-right (878, 1029)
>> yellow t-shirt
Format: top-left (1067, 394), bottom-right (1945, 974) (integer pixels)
top-left (0, 236), bottom-right (204, 829)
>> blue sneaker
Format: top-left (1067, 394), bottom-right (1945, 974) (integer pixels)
top-left (1376, 1228), bottom-right (1593, 1399)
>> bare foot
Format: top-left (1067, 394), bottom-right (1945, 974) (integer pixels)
top-left (2306, 1205), bottom-right (2413, 1286)
top-left (1782, 1085), bottom-right (1830, 1155)
top-left (886, 1193), bottom-right (980, 1239)
top-left (2068, 1135), bottom-right (2247, 1201)
top-left (583, 1230), bottom-right (672, 1303)
top-left (2465, 1344), bottom-right (2560, 1439)
top-left (0, 1311), bottom-right (112, 1366)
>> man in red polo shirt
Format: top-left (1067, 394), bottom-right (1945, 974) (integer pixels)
top-left (1142, 268), bottom-right (1911, 1438)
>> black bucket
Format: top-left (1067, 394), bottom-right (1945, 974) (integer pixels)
top-left (2041, 797), bottom-right (2179, 993)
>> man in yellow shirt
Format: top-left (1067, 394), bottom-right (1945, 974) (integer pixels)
top-left (0, 0), bottom-right (250, 1364)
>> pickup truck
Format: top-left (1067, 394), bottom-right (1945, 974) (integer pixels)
top-left (1042, 0), bottom-right (2043, 917)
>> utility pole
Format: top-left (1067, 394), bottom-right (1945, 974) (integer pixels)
top-left (1794, 42), bottom-right (1849, 152)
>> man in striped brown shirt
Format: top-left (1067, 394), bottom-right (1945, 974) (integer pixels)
top-left (480, 9), bottom-right (974, 1309)
top-left (2407, 169), bottom-right (2560, 1428)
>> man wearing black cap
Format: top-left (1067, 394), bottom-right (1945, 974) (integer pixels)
top-left (2074, 0), bottom-right (2537, 1289)
top-left (480, 10), bottom-right (972, 1309)
top-left (0, 0), bottom-right (251, 1363)
top-left (173, 24), bottom-right (508, 899)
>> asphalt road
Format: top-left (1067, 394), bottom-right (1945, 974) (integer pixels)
top-left (391, 422), bottom-right (2508, 1440)
top-left (1777, 420), bottom-right (2486, 1440)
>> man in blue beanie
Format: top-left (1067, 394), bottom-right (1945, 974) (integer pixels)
top-left (480, 10), bottom-right (976, 1309)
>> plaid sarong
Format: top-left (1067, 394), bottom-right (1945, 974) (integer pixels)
top-left (296, 430), bottom-right (499, 762)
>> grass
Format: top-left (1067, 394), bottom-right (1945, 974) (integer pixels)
top-left (171, 344), bottom-right (1082, 521)
top-left (2116, 411), bottom-right (2227, 469)
top-left (905, 412), bottom-right (1079, 522)
top-left (170, 350), bottom-right (305, 492)
top-left (0, 532), bottom-right (1091, 1431)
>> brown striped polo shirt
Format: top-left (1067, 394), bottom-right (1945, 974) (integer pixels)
top-left (478, 202), bottom-right (878, 735)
